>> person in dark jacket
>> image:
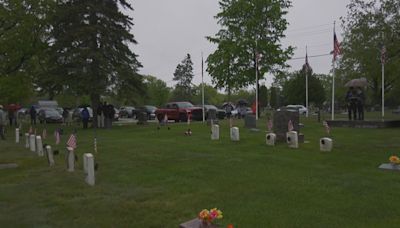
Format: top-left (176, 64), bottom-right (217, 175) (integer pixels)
top-left (0, 105), bottom-right (6, 140)
top-left (29, 106), bottom-right (37, 125)
top-left (81, 107), bottom-right (90, 129)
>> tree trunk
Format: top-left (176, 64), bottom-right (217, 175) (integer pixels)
top-left (91, 93), bottom-right (100, 128)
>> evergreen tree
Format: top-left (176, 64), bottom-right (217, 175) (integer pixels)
top-left (49, 0), bottom-right (142, 126)
top-left (172, 54), bottom-right (194, 101)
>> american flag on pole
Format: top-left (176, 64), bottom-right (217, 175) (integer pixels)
top-left (381, 45), bottom-right (387, 64)
top-left (267, 118), bottom-right (273, 132)
top-left (66, 134), bottom-right (77, 149)
top-left (323, 121), bottom-right (331, 135)
top-left (288, 120), bottom-right (294, 132)
top-left (333, 31), bottom-right (341, 61)
top-left (42, 128), bottom-right (47, 139)
top-left (54, 130), bottom-right (60, 145)
top-left (304, 49), bottom-right (311, 71)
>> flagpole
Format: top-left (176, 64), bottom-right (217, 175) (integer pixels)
top-left (201, 52), bottom-right (205, 123)
top-left (305, 46), bottom-right (309, 118)
top-left (255, 41), bottom-right (259, 120)
top-left (331, 21), bottom-right (336, 121)
top-left (382, 60), bottom-right (385, 119)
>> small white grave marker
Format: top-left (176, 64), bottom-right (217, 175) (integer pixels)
top-left (266, 133), bottom-right (276, 146)
top-left (66, 147), bottom-right (75, 172)
top-left (25, 133), bottom-right (30, 148)
top-left (15, 128), bottom-right (20, 143)
top-left (211, 124), bottom-right (219, 140)
top-left (46, 145), bottom-right (55, 166)
top-left (320, 137), bottom-right (333, 152)
top-left (230, 127), bottom-right (240, 141)
top-left (286, 131), bottom-right (298, 148)
top-left (36, 135), bottom-right (44, 156)
top-left (29, 134), bottom-right (36, 152)
top-left (84, 153), bottom-right (95, 186)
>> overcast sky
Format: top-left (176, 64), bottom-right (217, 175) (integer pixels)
top-left (130, 0), bottom-right (351, 88)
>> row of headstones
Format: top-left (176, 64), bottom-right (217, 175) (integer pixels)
top-left (15, 128), bottom-right (95, 186)
top-left (210, 125), bottom-right (333, 152)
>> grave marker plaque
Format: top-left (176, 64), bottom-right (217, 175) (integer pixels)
top-left (273, 110), bottom-right (300, 142)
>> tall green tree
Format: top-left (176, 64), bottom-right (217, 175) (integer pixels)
top-left (339, 0), bottom-right (400, 106)
top-left (192, 84), bottom-right (225, 106)
top-left (49, 0), bottom-right (143, 126)
top-left (282, 68), bottom-right (326, 107)
top-left (207, 0), bottom-right (293, 93)
top-left (172, 54), bottom-right (194, 101)
top-left (142, 75), bottom-right (171, 106)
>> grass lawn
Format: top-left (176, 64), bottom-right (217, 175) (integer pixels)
top-left (1, 113), bottom-right (400, 227)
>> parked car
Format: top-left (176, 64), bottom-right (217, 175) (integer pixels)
top-left (286, 105), bottom-right (308, 115)
top-left (38, 108), bottom-right (63, 123)
top-left (155, 102), bottom-right (202, 122)
top-left (119, 106), bottom-right (136, 118)
top-left (135, 105), bottom-right (157, 120)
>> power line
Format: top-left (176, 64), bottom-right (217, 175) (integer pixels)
top-left (286, 22), bottom-right (333, 33)
top-left (288, 53), bottom-right (331, 61)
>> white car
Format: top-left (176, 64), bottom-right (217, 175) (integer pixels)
top-left (286, 105), bottom-right (308, 115)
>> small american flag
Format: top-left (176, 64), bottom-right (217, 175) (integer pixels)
top-left (267, 118), bottom-right (273, 132)
top-left (164, 113), bottom-right (168, 123)
top-left (187, 113), bottom-right (191, 125)
top-left (54, 130), bottom-right (60, 145)
top-left (229, 117), bottom-right (233, 128)
top-left (66, 134), bottom-right (77, 149)
top-left (381, 45), bottom-right (387, 64)
top-left (94, 137), bottom-right (98, 153)
top-left (29, 126), bottom-right (33, 134)
top-left (42, 129), bottom-right (47, 139)
top-left (34, 128), bottom-right (37, 136)
top-left (323, 121), bottom-right (330, 135)
top-left (288, 120), bottom-right (294, 132)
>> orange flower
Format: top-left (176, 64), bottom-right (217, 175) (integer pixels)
top-left (389, 155), bottom-right (400, 164)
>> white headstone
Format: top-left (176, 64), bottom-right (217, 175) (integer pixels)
top-left (66, 147), bottom-right (75, 172)
top-left (83, 153), bottom-right (89, 174)
top-left (29, 134), bottom-right (36, 152)
top-left (25, 133), bottom-right (30, 148)
top-left (211, 124), bottom-right (220, 140)
top-left (36, 135), bottom-right (44, 156)
top-left (15, 128), bottom-right (20, 143)
top-left (84, 153), bottom-right (95, 186)
top-left (230, 127), bottom-right (240, 141)
top-left (46, 145), bottom-right (55, 166)
top-left (320, 137), bottom-right (333, 152)
top-left (286, 131), bottom-right (298, 148)
top-left (266, 133), bottom-right (276, 146)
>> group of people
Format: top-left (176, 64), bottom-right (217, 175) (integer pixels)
top-left (345, 87), bottom-right (365, 120)
top-left (96, 102), bottom-right (115, 129)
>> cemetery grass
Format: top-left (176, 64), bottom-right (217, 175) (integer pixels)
top-left (1, 117), bottom-right (400, 227)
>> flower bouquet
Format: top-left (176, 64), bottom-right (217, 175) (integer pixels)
top-left (389, 155), bottom-right (400, 166)
top-left (198, 208), bottom-right (223, 227)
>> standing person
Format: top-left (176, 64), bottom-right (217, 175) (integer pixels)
top-left (356, 88), bottom-right (365, 120)
top-left (62, 108), bottom-right (69, 126)
top-left (81, 107), bottom-right (90, 129)
top-left (96, 103), bottom-right (103, 128)
top-left (108, 104), bottom-right (115, 129)
top-left (29, 106), bottom-right (37, 125)
top-left (0, 105), bottom-right (6, 140)
top-left (225, 102), bottom-right (233, 119)
top-left (8, 107), bottom-right (16, 126)
top-left (345, 87), bottom-right (357, 120)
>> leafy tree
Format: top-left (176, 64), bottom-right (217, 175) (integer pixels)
top-left (282, 68), bottom-right (326, 107)
top-left (192, 84), bottom-right (225, 106)
top-left (49, 0), bottom-right (143, 126)
top-left (172, 54), bottom-right (194, 101)
top-left (339, 0), bottom-right (400, 106)
top-left (207, 0), bottom-right (293, 93)
top-left (142, 75), bottom-right (171, 106)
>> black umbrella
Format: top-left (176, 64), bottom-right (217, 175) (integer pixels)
top-left (236, 99), bottom-right (248, 106)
